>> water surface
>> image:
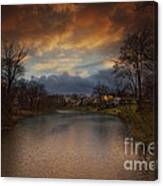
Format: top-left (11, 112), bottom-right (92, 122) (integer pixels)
top-left (2, 111), bottom-right (152, 179)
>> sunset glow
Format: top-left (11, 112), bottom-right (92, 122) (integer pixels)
top-left (2, 2), bottom-right (154, 78)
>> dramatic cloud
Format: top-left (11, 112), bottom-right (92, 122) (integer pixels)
top-left (31, 69), bottom-right (116, 95)
top-left (2, 2), bottom-right (155, 81)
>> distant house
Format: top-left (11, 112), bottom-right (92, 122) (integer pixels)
top-left (64, 96), bottom-right (72, 104)
top-left (112, 97), bottom-right (121, 106)
top-left (100, 95), bottom-right (121, 107)
top-left (101, 95), bottom-right (114, 102)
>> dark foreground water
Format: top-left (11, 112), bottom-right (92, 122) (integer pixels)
top-left (2, 111), bottom-right (155, 180)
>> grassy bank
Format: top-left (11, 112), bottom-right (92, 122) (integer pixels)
top-left (101, 104), bottom-right (155, 144)
top-left (2, 108), bottom-right (57, 131)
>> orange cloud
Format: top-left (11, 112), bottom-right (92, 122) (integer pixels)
top-left (2, 3), bottom-right (154, 58)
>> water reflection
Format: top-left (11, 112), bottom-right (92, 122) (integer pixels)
top-left (94, 124), bottom-right (109, 140)
top-left (51, 123), bottom-right (71, 133)
top-left (1, 111), bottom-right (151, 179)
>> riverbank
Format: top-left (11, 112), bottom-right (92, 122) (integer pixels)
top-left (74, 103), bottom-right (154, 144)
top-left (2, 108), bottom-right (57, 131)
top-left (4, 104), bottom-right (155, 145)
top-left (100, 104), bottom-right (154, 144)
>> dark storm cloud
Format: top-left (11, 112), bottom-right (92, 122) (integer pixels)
top-left (1, 2), bottom-right (155, 79)
top-left (2, 2), bottom-right (154, 51)
top-left (31, 69), bottom-right (116, 95)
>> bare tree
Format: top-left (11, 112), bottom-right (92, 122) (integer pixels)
top-left (114, 28), bottom-right (154, 106)
top-left (113, 61), bottom-right (137, 98)
top-left (2, 41), bottom-right (28, 96)
top-left (93, 83), bottom-right (110, 107)
top-left (1, 41), bottom-right (28, 128)
top-left (27, 81), bottom-right (47, 112)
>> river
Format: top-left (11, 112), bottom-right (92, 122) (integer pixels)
top-left (1, 111), bottom-right (154, 180)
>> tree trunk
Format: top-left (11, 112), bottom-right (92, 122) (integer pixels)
top-left (136, 59), bottom-right (142, 109)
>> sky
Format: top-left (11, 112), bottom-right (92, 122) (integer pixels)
top-left (2, 2), bottom-right (154, 81)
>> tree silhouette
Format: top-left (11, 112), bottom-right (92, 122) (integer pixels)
top-left (1, 41), bottom-right (28, 128)
top-left (2, 41), bottom-right (28, 96)
top-left (114, 28), bottom-right (154, 106)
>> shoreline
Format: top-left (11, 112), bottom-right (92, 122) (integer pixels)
top-left (3, 104), bottom-right (154, 145)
